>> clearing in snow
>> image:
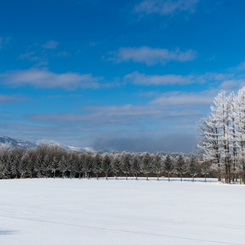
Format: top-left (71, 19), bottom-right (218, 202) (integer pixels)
top-left (0, 179), bottom-right (244, 245)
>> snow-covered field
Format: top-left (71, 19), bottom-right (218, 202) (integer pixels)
top-left (0, 179), bottom-right (244, 245)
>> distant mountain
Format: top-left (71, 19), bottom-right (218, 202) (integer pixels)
top-left (0, 135), bottom-right (36, 149)
top-left (0, 135), bottom-right (94, 152)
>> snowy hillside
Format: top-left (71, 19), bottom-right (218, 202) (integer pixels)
top-left (0, 135), bottom-right (35, 149)
top-left (0, 135), bottom-right (93, 152)
top-left (0, 179), bottom-right (244, 245)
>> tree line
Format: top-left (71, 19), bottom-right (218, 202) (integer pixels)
top-left (198, 87), bottom-right (245, 184)
top-left (0, 141), bottom-right (215, 182)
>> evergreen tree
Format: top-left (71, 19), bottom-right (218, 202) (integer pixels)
top-left (93, 153), bottom-right (102, 180)
top-left (163, 154), bottom-right (174, 182)
top-left (152, 154), bottom-right (162, 181)
top-left (141, 153), bottom-right (151, 181)
top-left (121, 154), bottom-right (131, 180)
top-left (131, 156), bottom-right (141, 180)
top-left (175, 154), bottom-right (187, 181)
top-left (102, 154), bottom-right (111, 180)
top-left (188, 155), bottom-right (199, 182)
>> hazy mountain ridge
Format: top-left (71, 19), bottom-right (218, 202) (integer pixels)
top-left (0, 136), bottom-right (93, 152)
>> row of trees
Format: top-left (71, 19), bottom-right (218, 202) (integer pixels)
top-left (198, 87), bottom-right (245, 183)
top-left (0, 141), bottom-right (214, 182)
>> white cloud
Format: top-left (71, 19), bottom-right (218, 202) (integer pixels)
top-left (108, 46), bottom-right (197, 65)
top-left (18, 52), bottom-right (40, 62)
top-left (42, 41), bottom-right (59, 49)
top-left (56, 51), bottom-right (70, 57)
top-left (124, 71), bottom-right (194, 85)
top-left (0, 69), bottom-right (104, 89)
top-left (150, 91), bottom-right (214, 107)
top-left (124, 71), bottom-right (235, 86)
top-left (0, 94), bottom-right (28, 103)
top-left (134, 0), bottom-right (199, 16)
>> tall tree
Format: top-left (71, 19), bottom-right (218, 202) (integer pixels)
top-left (34, 154), bottom-right (42, 178)
top-left (102, 154), bottom-right (111, 180)
top-left (188, 155), bottom-right (199, 182)
top-left (83, 154), bottom-right (93, 179)
top-left (75, 154), bottom-right (84, 179)
top-left (141, 153), bottom-right (151, 181)
top-left (93, 153), bottom-right (102, 180)
top-left (201, 161), bottom-right (211, 182)
top-left (175, 154), bottom-right (187, 181)
top-left (51, 156), bottom-right (58, 178)
top-left (152, 154), bottom-right (162, 181)
top-left (163, 154), bottom-right (174, 182)
top-left (42, 155), bottom-right (51, 179)
top-left (59, 155), bottom-right (67, 179)
top-left (131, 156), bottom-right (141, 180)
top-left (121, 154), bottom-right (131, 180)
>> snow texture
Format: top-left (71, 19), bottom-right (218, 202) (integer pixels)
top-left (0, 179), bottom-right (244, 245)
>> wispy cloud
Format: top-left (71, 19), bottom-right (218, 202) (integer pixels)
top-left (18, 52), bottom-right (41, 62)
top-left (18, 52), bottom-right (48, 67)
top-left (124, 71), bottom-right (194, 85)
top-left (42, 40), bottom-right (59, 49)
top-left (0, 69), bottom-right (104, 89)
top-left (0, 94), bottom-right (28, 103)
top-left (134, 0), bottom-right (199, 16)
top-left (124, 71), bottom-right (234, 86)
top-left (25, 90), bottom-right (211, 129)
top-left (56, 51), bottom-right (70, 57)
top-left (107, 46), bottom-right (197, 65)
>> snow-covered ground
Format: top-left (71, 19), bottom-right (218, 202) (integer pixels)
top-left (0, 179), bottom-right (244, 245)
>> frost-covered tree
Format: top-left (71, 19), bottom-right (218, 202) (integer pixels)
top-left (131, 156), bottom-right (141, 180)
top-left (164, 154), bottom-right (174, 182)
top-left (34, 154), bottom-right (42, 178)
top-left (102, 154), bottom-right (111, 180)
top-left (19, 154), bottom-right (28, 178)
top-left (188, 155), bottom-right (199, 182)
top-left (121, 154), bottom-right (131, 180)
top-left (201, 161), bottom-right (211, 182)
top-left (111, 156), bottom-right (121, 180)
top-left (141, 153), bottom-right (151, 181)
top-left (83, 154), bottom-right (93, 179)
top-left (67, 155), bottom-right (75, 179)
top-left (42, 155), bottom-right (51, 179)
top-left (51, 156), bottom-right (58, 178)
top-left (175, 154), bottom-right (187, 181)
top-left (26, 158), bottom-right (34, 179)
top-left (152, 154), bottom-right (162, 181)
top-left (197, 115), bottom-right (221, 181)
top-left (93, 153), bottom-right (102, 180)
top-left (75, 154), bottom-right (84, 179)
top-left (59, 156), bottom-right (67, 179)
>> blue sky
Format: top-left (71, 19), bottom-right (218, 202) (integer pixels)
top-left (1, 0), bottom-right (245, 152)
